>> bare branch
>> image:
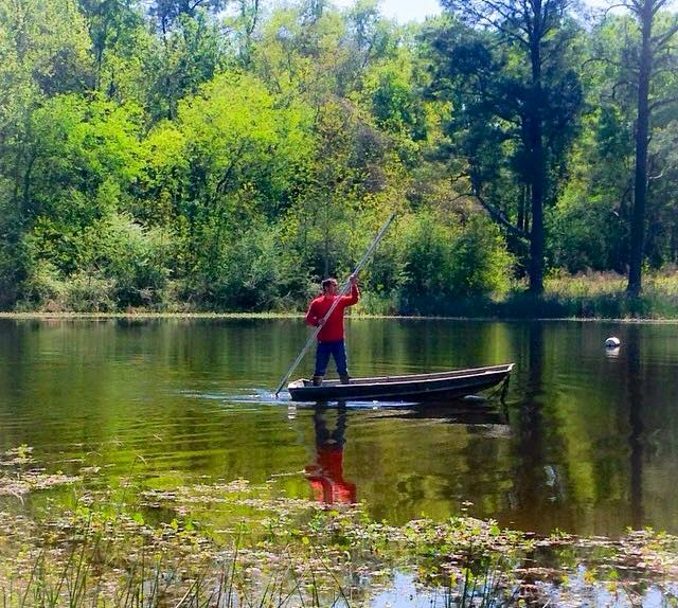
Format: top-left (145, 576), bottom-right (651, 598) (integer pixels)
top-left (189, 0), bottom-right (210, 11)
top-left (448, 171), bottom-right (470, 182)
top-left (629, 0), bottom-right (644, 13)
top-left (469, 190), bottom-right (529, 240)
top-left (611, 79), bottom-right (638, 98)
top-left (586, 55), bottom-right (637, 71)
top-left (484, 0), bottom-right (528, 32)
top-left (447, 192), bottom-right (471, 205)
top-left (520, 0), bottom-right (533, 38)
top-left (215, 142), bottom-right (247, 195)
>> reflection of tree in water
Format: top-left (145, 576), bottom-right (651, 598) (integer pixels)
top-left (626, 324), bottom-right (644, 529)
top-left (512, 324), bottom-right (546, 504)
top-left (305, 404), bottom-right (356, 505)
top-left (510, 323), bottom-right (554, 605)
top-left (509, 323), bottom-right (570, 530)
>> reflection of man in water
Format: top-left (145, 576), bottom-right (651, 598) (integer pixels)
top-left (305, 405), bottom-right (356, 504)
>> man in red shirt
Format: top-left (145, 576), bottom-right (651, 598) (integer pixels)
top-left (305, 275), bottom-right (360, 386)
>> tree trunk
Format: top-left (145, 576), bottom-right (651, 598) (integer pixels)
top-left (627, 1), bottom-right (653, 296)
top-left (529, 143), bottom-right (545, 295)
top-left (528, 31), bottom-right (545, 295)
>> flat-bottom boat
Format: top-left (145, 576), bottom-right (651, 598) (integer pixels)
top-left (287, 363), bottom-right (514, 403)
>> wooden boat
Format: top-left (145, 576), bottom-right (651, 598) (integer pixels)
top-left (287, 363), bottom-right (514, 403)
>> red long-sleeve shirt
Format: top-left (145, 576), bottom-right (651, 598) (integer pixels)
top-left (304, 284), bottom-right (360, 342)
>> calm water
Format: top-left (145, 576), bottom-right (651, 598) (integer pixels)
top-left (0, 317), bottom-right (676, 536)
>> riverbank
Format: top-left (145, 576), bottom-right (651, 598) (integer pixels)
top-left (1, 309), bottom-right (677, 322)
top-left (3, 272), bottom-right (677, 320)
top-left (2, 313), bottom-right (678, 324)
top-left (1, 449), bottom-right (676, 607)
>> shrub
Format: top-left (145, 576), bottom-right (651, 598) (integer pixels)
top-left (191, 224), bottom-right (285, 311)
top-left (100, 213), bottom-right (172, 309)
top-left (397, 211), bottom-right (514, 314)
top-left (63, 270), bottom-right (116, 312)
top-left (448, 215), bottom-right (514, 298)
top-left (16, 260), bottom-right (68, 311)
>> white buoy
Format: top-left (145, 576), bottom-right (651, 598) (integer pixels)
top-left (605, 336), bottom-right (621, 348)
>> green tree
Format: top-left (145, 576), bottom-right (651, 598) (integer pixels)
top-left (77, 0), bottom-right (151, 99)
top-left (397, 210), bottom-right (513, 313)
top-left (144, 11), bottom-right (225, 121)
top-left (141, 72), bottom-right (314, 305)
top-left (19, 95), bottom-right (142, 277)
top-left (0, 0), bottom-right (92, 306)
top-left (551, 8), bottom-right (676, 278)
top-left (614, 1), bottom-right (677, 295)
top-left (428, 1), bottom-right (584, 294)
top-left (147, 0), bottom-right (228, 34)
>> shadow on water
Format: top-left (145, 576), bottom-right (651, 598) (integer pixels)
top-left (507, 322), bottom-right (594, 532)
top-left (383, 402), bottom-right (509, 428)
top-left (364, 392), bottom-right (510, 429)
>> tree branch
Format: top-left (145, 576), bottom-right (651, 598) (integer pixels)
top-left (478, 194), bottom-right (528, 240)
top-left (604, 3), bottom-right (631, 18)
top-left (651, 0), bottom-right (673, 17)
top-left (651, 22), bottom-right (678, 49)
top-left (189, 0), bottom-right (211, 11)
top-left (649, 95), bottom-right (678, 110)
top-left (449, 0), bottom-right (531, 47)
top-left (467, 190), bottom-right (529, 240)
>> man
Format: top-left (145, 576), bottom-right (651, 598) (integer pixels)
top-left (305, 274), bottom-right (360, 386)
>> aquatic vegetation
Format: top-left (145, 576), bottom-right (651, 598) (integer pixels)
top-left (0, 447), bottom-right (676, 606)
top-left (0, 446), bottom-right (79, 497)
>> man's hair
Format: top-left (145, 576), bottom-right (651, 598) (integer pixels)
top-left (321, 278), bottom-right (338, 290)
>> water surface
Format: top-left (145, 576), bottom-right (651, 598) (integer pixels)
top-left (0, 317), bottom-right (676, 536)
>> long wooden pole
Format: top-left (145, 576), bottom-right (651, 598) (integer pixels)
top-left (274, 212), bottom-right (396, 397)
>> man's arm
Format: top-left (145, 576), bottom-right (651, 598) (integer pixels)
top-left (305, 300), bottom-right (322, 326)
top-left (342, 275), bottom-right (360, 306)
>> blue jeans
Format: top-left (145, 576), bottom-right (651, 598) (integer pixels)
top-left (314, 340), bottom-right (348, 377)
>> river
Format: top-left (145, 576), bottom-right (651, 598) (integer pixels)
top-left (0, 317), bottom-right (676, 536)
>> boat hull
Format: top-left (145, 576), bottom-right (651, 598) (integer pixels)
top-left (287, 363), bottom-right (513, 403)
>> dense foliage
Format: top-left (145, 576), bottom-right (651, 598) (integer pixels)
top-left (0, 0), bottom-right (675, 313)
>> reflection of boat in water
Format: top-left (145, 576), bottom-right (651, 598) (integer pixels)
top-left (386, 400), bottom-right (508, 427)
top-left (288, 364), bottom-right (514, 403)
top-left (369, 399), bottom-right (511, 437)
top-left (305, 405), bottom-right (356, 505)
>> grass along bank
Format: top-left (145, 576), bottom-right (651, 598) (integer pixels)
top-left (358, 270), bottom-right (678, 319)
top-left (3, 270), bottom-right (677, 320)
top-left (0, 446), bottom-right (676, 607)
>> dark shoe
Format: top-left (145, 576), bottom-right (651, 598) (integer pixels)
top-left (312, 375), bottom-right (323, 387)
top-left (339, 374), bottom-right (350, 385)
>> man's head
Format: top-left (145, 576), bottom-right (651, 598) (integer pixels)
top-left (322, 278), bottom-right (338, 295)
